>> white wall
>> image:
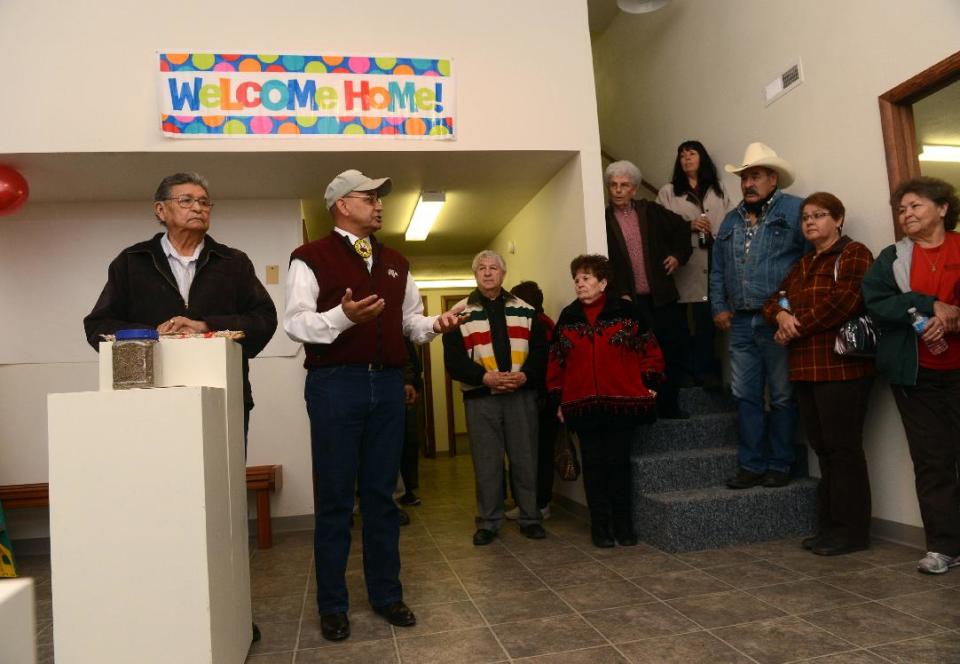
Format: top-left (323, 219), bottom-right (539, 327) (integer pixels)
top-left (593, 0), bottom-right (960, 529)
top-left (0, 0), bottom-right (605, 537)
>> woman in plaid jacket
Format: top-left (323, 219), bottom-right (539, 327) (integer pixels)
top-left (762, 192), bottom-right (875, 557)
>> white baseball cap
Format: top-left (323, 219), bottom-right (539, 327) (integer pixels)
top-left (324, 169), bottom-right (392, 210)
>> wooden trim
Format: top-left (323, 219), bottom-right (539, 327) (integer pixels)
top-left (0, 483), bottom-right (48, 509)
top-left (420, 296), bottom-right (437, 459)
top-left (878, 50), bottom-right (960, 238)
top-left (442, 294), bottom-right (461, 457)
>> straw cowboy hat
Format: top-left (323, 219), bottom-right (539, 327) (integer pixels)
top-left (724, 142), bottom-right (795, 189)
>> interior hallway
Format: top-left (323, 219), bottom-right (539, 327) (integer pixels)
top-left (19, 453), bottom-right (960, 663)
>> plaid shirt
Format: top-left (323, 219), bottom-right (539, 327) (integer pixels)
top-left (762, 236), bottom-right (875, 382)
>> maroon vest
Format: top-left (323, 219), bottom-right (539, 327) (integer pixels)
top-left (291, 231), bottom-right (410, 368)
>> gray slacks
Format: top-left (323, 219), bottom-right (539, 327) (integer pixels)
top-left (465, 390), bottom-right (540, 530)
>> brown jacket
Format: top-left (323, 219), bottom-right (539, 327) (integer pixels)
top-left (605, 200), bottom-right (693, 307)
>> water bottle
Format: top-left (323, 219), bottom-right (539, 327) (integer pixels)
top-left (778, 290), bottom-right (791, 311)
top-left (908, 307), bottom-right (949, 355)
top-left (697, 213), bottom-right (710, 248)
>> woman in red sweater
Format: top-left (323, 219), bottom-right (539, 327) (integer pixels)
top-left (548, 255), bottom-right (665, 547)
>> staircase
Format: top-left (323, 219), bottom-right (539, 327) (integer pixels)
top-left (632, 387), bottom-right (817, 552)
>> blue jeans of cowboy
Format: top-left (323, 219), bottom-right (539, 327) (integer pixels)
top-left (729, 311), bottom-right (797, 474)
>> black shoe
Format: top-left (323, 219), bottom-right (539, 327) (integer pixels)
top-left (372, 601), bottom-right (416, 627)
top-left (614, 528), bottom-right (638, 546)
top-left (252, 622), bottom-right (261, 642)
top-left (398, 491), bottom-right (421, 506)
top-left (320, 612), bottom-right (350, 641)
top-left (591, 524), bottom-right (615, 548)
top-left (398, 509), bottom-right (411, 526)
top-left (811, 539), bottom-right (869, 557)
top-left (473, 528), bottom-right (496, 546)
top-left (520, 523), bottom-right (547, 539)
top-left (726, 469), bottom-right (765, 490)
top-left (801, 534), bottom-right (823, 550)
top-left (761, 471), bottom-right (790, 488)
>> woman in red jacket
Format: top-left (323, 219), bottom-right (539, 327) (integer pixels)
top-left (548, 255), bottom-right (665, 547)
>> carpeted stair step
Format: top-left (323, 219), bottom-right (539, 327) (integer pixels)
top-left (639, 412), bottom-right (739, 454)
top-left (677, 387), bottom-right (736, 415)
top-left (635, 479), bottom-right (818, 552)
top-left (632, 447), bottom-right (738, 494)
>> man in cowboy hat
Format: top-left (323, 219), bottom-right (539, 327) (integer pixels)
top-left (283, 169), bottom-right (464, 641)
top-left (708, 143), bottom-right (807, 489)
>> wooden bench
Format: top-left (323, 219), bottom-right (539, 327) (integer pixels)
top-left (0, 464), bottom-right (282, 549)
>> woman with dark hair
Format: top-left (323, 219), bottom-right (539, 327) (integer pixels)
top-left (863, 176), bottom-right (960, 574)
top-left (762, 192), bottom-right (875, 556)
top-left (547, 255), bottom-right (665, 547)
top-left (656, 140), bottom-right (732, 386)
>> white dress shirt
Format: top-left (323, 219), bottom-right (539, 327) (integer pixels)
top-left (160, 232), bottom-right (204, 306)
top-left (283, 228), bottom-right (438, 345)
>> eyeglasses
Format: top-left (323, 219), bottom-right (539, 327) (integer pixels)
top-left (343, 193), bottom-right (381, 205)
top-left (801, 210), bottom-right (832, 222)
top-left (164, 196), bottom-right (215, 209)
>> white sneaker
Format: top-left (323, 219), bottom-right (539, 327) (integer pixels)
top-left (504, 506), bottom-right (520, 520)
top-left (917, 551), bottom-right (960, 574)
top-left (540, 505), bottom-right (551, 520)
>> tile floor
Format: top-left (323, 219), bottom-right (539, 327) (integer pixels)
top-left (17, 454), bottom-right (960, 663)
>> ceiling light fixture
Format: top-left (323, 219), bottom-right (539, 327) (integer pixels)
top-left (405, 191), bottom-right (446, 241)
top-left (413, 278), bottom-right (476, 290)
top-left (918, 145), bottom-right (960, 163)
top-left (617, 0), bottom-right (668, 14)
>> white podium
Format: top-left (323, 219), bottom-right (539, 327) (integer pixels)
top-left (47, 338), bottom-right (252, 664)
top-left (0, 578), bottom-right (36, 664)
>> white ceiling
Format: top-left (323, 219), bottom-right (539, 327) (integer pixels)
top-left (5, 150), bottom-right (576, 258)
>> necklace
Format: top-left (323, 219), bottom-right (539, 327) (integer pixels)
top-left (916, 244), bottom-right (944, 272)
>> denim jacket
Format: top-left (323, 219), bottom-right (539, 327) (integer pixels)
top-left (709, 189), bottom-right (807, 316)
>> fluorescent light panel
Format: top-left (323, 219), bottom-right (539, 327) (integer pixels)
top-left (414, 278), bottom-right (476, 290)
top-left (405, 191), bottom-right (446, 241)
top-left (919, 145), bottom-right (960, 163)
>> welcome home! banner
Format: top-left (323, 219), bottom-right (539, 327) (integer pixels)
top-left (158, 53), bottom-right (455, 139)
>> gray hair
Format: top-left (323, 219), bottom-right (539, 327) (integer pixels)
top-left (153, 172), bottom-right (210, 203)
top-left (604, 160), bottom-right (642, 187)
top-left (472, 250), bottom-right (506, 274)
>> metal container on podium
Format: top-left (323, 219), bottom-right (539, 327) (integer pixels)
top-left (47, 338), bottom-right (252, 663)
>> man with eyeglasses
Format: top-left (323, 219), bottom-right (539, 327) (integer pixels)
top-left (283, 169), bottom-right (463, 642)
top-left (84, 171), bottom-right (278, 643)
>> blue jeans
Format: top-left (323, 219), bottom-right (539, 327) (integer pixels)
top-left (304, 365), bottom-right (405, 614)
top-left (729, 312), bottom-right (797, 474)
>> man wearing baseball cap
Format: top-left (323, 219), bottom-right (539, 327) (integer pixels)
top-left (708, 143), bottom-right (807, 490)
top-left (283, 169), bottom-right (463, 641)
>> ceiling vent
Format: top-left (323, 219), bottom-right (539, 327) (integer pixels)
top-left (763, 59), bottom-right (804, 106)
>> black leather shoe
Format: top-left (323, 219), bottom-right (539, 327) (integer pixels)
top-left (726, 469), bottom-right (765, 490)
top-left (801, 534), bottom-right (823, 550)
top-left (398, 509), bottom-right (411, 526)
top-left (591, 524), bottom-right (615, 548)
top-left (811, 539), bottom-right (869, 557)
top-left (761, 471), bottom-right (790, 488)
top-left (520, 523), bottom-right (547, 539)
top-left (320, 612), bottom-right (350, 641)
top-left (373, 601), bottom-right (416, 627)
top-left (252, 622), bottom-right (261, 642)
top-left (473, 528), bottom-right (496, 546)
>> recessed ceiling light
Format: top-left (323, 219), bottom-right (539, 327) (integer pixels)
top-left (413, 278), bottom-right (476, 290)
top-left (617, 0), bottom-right (668, 14)
top-left (918, 145), bottom-right (960, 163)
top-left (405, 191), bottom-right (446, 241)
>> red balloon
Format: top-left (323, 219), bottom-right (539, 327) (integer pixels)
top-left (0, 166), bottom-right (29, 216)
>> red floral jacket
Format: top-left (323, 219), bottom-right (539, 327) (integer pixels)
top-left (547, 294), bottom-right (665, 430)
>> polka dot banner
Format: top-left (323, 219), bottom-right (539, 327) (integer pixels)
top-left (158, 52), bottom-right (454, 139)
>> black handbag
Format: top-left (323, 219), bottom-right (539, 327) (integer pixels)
top-left (831, 254), bottom-right (880, 357)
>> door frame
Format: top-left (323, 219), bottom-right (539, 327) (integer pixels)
top-left (441, 294), bottom-right (463, 457)
top-left (878, 50), bottom-right (960, 237)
